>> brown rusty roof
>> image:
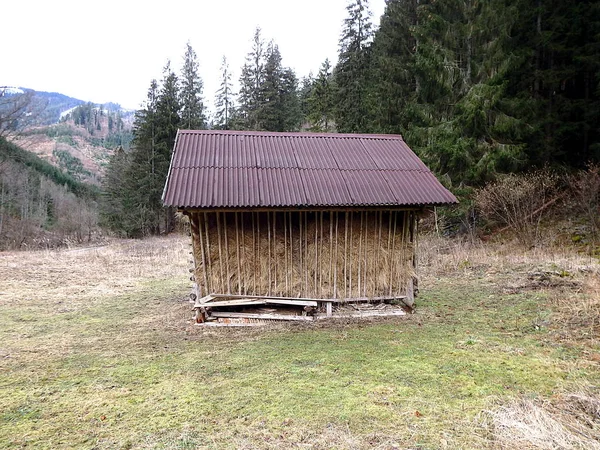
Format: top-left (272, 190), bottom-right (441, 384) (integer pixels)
top-left (162, 130), bottom-right (457, 209)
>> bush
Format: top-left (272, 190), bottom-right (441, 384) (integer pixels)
top-left (569, 163), bottom-right (600, 241)
top-left (475, 170), bottom-right (559, 245)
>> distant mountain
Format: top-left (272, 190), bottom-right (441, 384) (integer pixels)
top-left (1, 86), bottom-right (134, 127)
top-left (1, 87), bottom-right (135, 184)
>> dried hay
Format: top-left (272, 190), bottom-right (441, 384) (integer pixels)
top-left (483, 387), bottom-right (600, 449)
top-left (191, 211), bottom-right (415, 299)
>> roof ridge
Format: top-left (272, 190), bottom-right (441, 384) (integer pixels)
top-left (177, 129), bottom-right (404, 140)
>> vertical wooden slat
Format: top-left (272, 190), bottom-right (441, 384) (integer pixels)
top-left (376, 211), bottom-right (383, 295)
top-left (216, 212), bottom-right (225, 294)
top-left (196, 213), bottom-right (209, 296)
top-left (363, 211), bottom-right (369, 298)
top-left (398, 211), bottom-right (407, 297)
top-left (334, 212), bottom-right (339, 299)
top-left (344, 212), bottom-right (349, 300)
top-left (357, 211), bottom-right (363, 298)
top-left (284, 212), bottom-right (288, 294)
top-left (240, 212), bottom-right (246, 295)
top-left (298, 212), bottom-right (303, 295)
top-left (203, 213), bottom-right (213, 294)
top-left (348, 212), bottom-right (353, 299)
top-left (235, 212), bottom-right (242, 295)
top-left (256, 211), bottom-right (261, 295)
top-left (289, 212), bottom-right (294, 295)
top-left (386, 212), bottom-right (393, 296)
top-left (223, 213), bottom-right (231, 294)
top-left (329, 212), bottom-right (334, 297)
top-left (304, 212), bottom-right (309, 296)
top-left (267, 211), bottom-right (272, 295)
top-left (273, 212), bottom-right (277, 296)
top-left (388, 211), bottom-right (398, 296)
top-left (252, 212), bottom-right (256, 294)
top-left (319, 211), bottom-right (323, 298)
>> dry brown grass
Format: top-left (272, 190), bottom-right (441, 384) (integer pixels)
top-left (0, 235), bottom-right (188, 305)
top-left (482, 386), bottom-right (600, 449)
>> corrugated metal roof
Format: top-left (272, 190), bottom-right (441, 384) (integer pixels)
top-left (162, 130), bottom-right (458, 209)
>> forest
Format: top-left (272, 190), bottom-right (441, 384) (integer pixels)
top-left (1, 0), bottom-right (599, 244)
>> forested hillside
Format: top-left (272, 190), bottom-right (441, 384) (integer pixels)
top-left (0, 137), bottom-right (99, 249)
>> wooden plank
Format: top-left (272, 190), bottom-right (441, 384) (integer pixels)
top-left (266, 299), bottom-right (317, 307)
top-left (204, 293), bottom-right (405, 304)
top-left (316, 309), bottom-right (406, 320)
top-left (197, 294), bottom-right (215, 304)
top-left (198, 299), bottom-right (267, 308)
top-left (210, 312), bottom-right (315, 322)
top-left (326, 301), bottom-right (332, 317)
top-left (198, 298), bottom-right (317, 308)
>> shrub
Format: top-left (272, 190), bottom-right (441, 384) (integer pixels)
top-left (475, 170), bottom-right (559, 245)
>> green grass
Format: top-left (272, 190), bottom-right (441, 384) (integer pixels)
top-left (0, 239), bottom-right (598, 449)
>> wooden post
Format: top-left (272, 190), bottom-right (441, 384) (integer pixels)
top-left (256, 212), bottom-right (261, 295)
top-left (363, 211), bottom-right (368, 298)
top-left (289, 212), bottom-right (294, 295)
top-left (387, 212), bottom-right (396, 296)
top-left (329, 212), bottom-right (334, 298)
top-left (376, 211), bottom-right (383, 295)
top-left (216, 212), bottom-right (226, 294)
top-left (267, 211), bottom-right (272, 296)
top-left (223, 213), bottom-right (232, 294)
top-left (357, 211), bottom-right (363, 298)
top-left (196, 213), bottom-right (210, 296)
top-left (349, 212), bottom-right (353, 299)
top-left (304, 212), bottom-right (309, 296)
top-left (252, 212), bottom-right (256, 294)
top-left (344, 212), bottom-right (349, 300)
top-left (203, 213), bottom-right (213, 294)
top-left (235, 212), bottom-right (242, 295)
top-left (273, 212), bottom-right (277, 296)
top-left (284, 212), bottom-right (289, 294)
top-left (334, 212), bottom-right (339, 299)
top-left (240, 212), bottom-right (246, 295)
top-left (315, 212), bottom-right (319, 298)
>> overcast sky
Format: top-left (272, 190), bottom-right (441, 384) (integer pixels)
top-left (2, 0), bottom-right (386, 114)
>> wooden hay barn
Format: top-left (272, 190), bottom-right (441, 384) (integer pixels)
top-left (162, 130), bottom-right (457, 325)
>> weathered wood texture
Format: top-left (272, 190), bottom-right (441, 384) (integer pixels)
top-left (190, 210), bottom-right (418, 300)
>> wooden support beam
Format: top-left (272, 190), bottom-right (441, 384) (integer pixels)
top-left (209, 312), bottom-right (315, 322)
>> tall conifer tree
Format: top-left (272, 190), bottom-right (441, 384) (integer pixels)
top-left (335, 0), bottom-right (374, 133)
top-left (180, 42), bottom-right (206, 130)
top-left (215, 56), bottom-right (235, 130)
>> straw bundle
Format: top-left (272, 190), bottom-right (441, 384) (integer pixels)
top-left (190, 211), bottom-right (416, 299)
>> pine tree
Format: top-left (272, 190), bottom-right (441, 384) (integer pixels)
top-left (180, 42), bottom-right (206, 130)
top-left (334, 0), bottom-right (374, 133)
top-left (214, 56), bottom-right (235, 130)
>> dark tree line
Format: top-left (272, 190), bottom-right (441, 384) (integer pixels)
top-left (101, 1), bottom-right (599, 237)
top-left (322, 0), bottom-right (600, 184)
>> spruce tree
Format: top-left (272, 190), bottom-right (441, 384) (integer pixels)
top-left (334, 0), bottom-right (374, 133)
top-left (238, 28), bottom-right (266, 130)
top-left (214, 56), bottom-right (235, 130)
top-left (180, 42), bottom-right (206, 130)
top-left (308, 59), bottom-right (336, 132)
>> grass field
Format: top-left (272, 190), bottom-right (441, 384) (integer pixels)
top-left (0, 234), bottom-right (598, 449)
